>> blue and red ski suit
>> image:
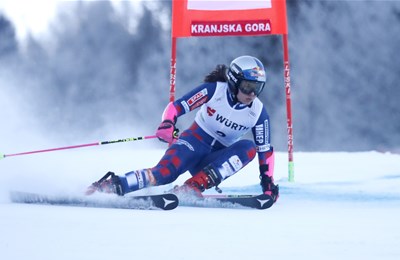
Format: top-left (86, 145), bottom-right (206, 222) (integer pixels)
top-left (121, 81), bottom-right (274, 193)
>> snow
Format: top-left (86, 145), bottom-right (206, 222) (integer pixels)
top-left (1, 148), bottom-right (400, 259)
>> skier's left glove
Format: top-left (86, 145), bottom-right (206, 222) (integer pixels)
top-left (260, 174), bottom-right (279, 203)
top-left (156, 120), bottom-right (179, 144)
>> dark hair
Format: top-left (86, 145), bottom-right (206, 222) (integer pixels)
top-left (204, 64), bottom-right (228, 83)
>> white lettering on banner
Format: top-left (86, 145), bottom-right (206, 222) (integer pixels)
top-left (187, 0), bottom-right (272, 11)
top-left (191, 20), bottom-right (271, 36)
top-left (245, 23), bottom-right (271, 33)
top-left (192, 24), bottom-right (242, 34)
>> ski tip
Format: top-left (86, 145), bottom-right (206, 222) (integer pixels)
top-left (85, 185), bottom-right (97, 196)
top-left (0, 154), bottom-right (5, 160)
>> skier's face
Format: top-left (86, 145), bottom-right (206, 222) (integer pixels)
top-left (237, 89), bottom-right (256, 105)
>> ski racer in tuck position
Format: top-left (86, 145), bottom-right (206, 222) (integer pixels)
top-left (87, 55), bottom-right (279, 204)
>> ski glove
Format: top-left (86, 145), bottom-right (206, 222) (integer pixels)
top-left (156, 119), bottom-right (179, 144)
top-left (260, 173), bottom-right (279, 203)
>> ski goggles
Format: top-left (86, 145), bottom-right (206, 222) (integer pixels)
top-left (238, 80), bottom-right (265, 96)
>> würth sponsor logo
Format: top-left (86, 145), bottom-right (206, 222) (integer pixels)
top-left (215, 114), bottom-right (249, 131)
top-left (206, 106), bottom-right (249, 131)
top-left (191, 20), bottom-right (271, 36)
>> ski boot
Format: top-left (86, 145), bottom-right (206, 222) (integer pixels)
top-left (173, 166), bottom-right (222, 198)
top-left (86, 171), bottom-right (124, 196)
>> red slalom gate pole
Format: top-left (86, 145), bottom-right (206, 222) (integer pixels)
top-left (1, 135), bottom-right (157, 159)
top-left (283, 33), bottom-right (295, 182)
top-left (169, 36), bottom-right (177, 102)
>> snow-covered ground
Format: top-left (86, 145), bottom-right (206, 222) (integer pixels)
top-left (1, 148), bottom-right (399, 260)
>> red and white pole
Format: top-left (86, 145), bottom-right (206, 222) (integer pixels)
top-left (169, 37), bottom-right (177, 102)
top-left (282, 33), bottom-right (295, 182)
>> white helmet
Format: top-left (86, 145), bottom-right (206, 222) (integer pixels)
top-left (226, 55), bottom-right (267, 96)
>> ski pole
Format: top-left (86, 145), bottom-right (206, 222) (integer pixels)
top-left (1, 135), bottom-right (157, 159)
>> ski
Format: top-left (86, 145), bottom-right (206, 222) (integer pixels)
top-left (10, 191), bottom-right (272, 210)
top-left (9, 191), bottom-right (179, 211)
top-left (179, 193), bottom-right (274, 210)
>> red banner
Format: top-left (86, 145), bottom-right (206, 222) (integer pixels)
top-left (172, 0), bottom-right (288, 37)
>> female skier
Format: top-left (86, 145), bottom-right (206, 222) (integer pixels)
top-left (87, 55), bottom-right (279, 203)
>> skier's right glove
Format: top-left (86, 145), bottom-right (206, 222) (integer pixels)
top-left (156, 119), bottom-right (179, 144)
top-left (260, 174), bottom-right (279, 203)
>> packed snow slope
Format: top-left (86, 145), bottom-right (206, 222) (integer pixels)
top-left (1, 148), bottom-right (399, 260)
